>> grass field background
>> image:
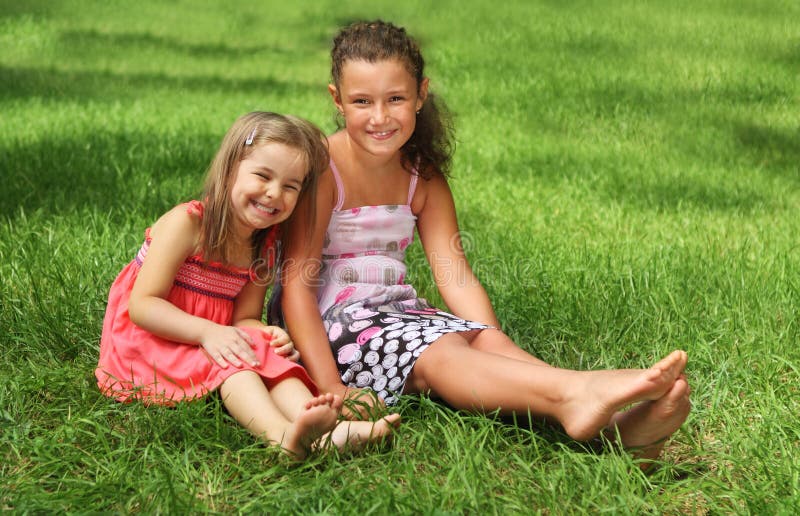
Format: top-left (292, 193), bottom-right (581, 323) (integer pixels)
top-left (2, 0), bottom-right (799, 512)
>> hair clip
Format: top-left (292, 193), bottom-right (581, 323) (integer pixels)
top-left (245, 127), bottom-right (257, 146)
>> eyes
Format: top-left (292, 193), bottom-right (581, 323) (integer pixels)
top-left (352, 95), bottom-right (406, 106)
top-left (254, 172), bottom-right (302, 192)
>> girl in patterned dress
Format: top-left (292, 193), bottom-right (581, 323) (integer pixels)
top-left (96, 112), bottom-right (399, 460)
top-left (278, 22), bottom-right (690, 465)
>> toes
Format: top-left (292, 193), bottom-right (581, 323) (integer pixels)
top-left (668, 377), bottom-right (690, 400)
top-left (662, 350), bottom-right (687, 371)
top-left (384, 413), bottom-right (402, 428)
top-left (306, 394), bottom-right (335, 409)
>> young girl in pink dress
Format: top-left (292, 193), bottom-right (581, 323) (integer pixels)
top-left (96, 111), bottom-right (399, 460)
top-left (276, 22), bottom-right (691, 467)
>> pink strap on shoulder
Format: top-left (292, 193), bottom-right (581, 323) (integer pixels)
top-left (185, 200), bottom-right (204, 217)
top-left (329, 160), bottom-right (345, 211)
top-left (407, 172), bottom-right (419, 205)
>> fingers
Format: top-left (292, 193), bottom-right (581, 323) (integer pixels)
top-left (268, 331), bottom-right (290, 346)
top-left (261, 326), bottom-right (289, 342)
top-left (231, 328), bottom-right (260, 366)
top-left (266, 326), bottom-right (298, 361)
top-left (234, 327), bottom-right (255, 346)
top-left (272, 341), bottom-right (299, 360)
top-left (205, 329), bottom-right (260, 368)
top-left (206, 326), bottom-right (300, 369)
top-left (210, 344), bottom-right (258, 369)
top-left (272, 343), bottom-right (300, 362)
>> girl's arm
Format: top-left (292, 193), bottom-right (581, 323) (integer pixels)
top-left (415, 174), bottom-right (502, 328)
top-left (128, 206), bottom-right (259, 367)
top-left (282, 170), bottom-right (385, 414)
top-left (230, 278), bottom-right (269, 329)
top-left (280, 169), bottom-right (348, 392)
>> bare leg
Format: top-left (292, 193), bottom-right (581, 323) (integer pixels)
top-left (219, 371), bottom-right (340, 459)
top-left (406, 334), bottom-right (687, 441)
top-left (465, 328), bottom-right (552, 367)
top-left (467, 328), bottom-right (692, 458)
top-left (607, 374), bottom-right (691, 467)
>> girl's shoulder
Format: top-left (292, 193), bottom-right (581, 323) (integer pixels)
top-left (327, 130), bottom-right (360, 167)
top-left (317, 164), bottom-right (339, 209)
top-left (327, 129), bottom-right (347, 146)
top-left (411, 170), bottom-right (452, 215)
top-left (147, 203), bottom-right (202, 251)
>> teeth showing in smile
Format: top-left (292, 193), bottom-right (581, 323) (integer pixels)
top-left (253, 201), bottom-right (278, 215)
top-left (372, 130), bottom-right (393, 137)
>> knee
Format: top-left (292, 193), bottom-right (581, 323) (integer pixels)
top-left (469, 328), bottom-right (513, 351)
top-left (219, 370), bottom-right (258, 396)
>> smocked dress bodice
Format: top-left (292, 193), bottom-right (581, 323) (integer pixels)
top-left (96, 201), bottom-right (316, 404)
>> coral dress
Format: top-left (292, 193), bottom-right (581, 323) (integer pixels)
top-left (286, 161), bottom-right (489, 405)
top-left (96, 201), bottom-right (316, 405)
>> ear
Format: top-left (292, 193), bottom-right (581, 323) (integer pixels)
top-left (328, 84), bottom-right (343, 113)
top-left (416, 77), bottom-right (430, 112)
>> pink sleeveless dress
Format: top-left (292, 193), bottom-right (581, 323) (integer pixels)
top-left (311, 162), bottom-right (489, 405)
top-left (96, 201), bottom-right (317, 405)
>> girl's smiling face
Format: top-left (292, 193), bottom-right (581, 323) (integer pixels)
top-left (229, 142), bottom-right (307, 239)
top-left (330, 58), bottom-right (428, 159)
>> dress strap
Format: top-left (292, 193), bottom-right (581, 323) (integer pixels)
top-left (329, 160), bottom-right (345, 212)
top-left (185, 200), bottom-right (204, 217)
top-left (407, 171), bottom-right (419, 206)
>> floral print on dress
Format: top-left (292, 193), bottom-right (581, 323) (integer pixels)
top-left (311, 161), bottom-right (490, 405)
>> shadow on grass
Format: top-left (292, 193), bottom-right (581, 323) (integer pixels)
top-left (489, 152), bottom-right (773, 214)
top-left (58, 29), bottom-right (295, 59)
top-left (477, 67), bottom-right (796, 213)
top-left (0, 64), bottom-right (317, 102)
top-left (602, 167), bottom-right (774, 213)
top-left (403, 395), bottom-right (633, 462)
top-left (0, 0), bottom-right (52, 18)
top-left (0, 130), bottom-right (213, 220)
top-left (734, 122), bottom-right (800, 176)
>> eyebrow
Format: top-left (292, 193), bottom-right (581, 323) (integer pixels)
top-left (345, 91), bottom-right (371, 98)
top-left (346, 87), bottom-right (410, 97)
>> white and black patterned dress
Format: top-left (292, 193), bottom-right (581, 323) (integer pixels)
top-left (309, 161), bottom-right (489, 405)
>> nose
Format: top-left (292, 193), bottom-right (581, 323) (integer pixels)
top-left (264, 180), bottom-right (279, 199)
top-left (370, 102), bottom-right (389, 124)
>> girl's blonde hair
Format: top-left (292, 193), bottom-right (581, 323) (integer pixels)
top-left (199, 111), bottom-right (328, 270)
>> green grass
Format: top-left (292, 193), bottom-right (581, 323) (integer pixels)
top-left (2, 0), bottom-right (799, 512)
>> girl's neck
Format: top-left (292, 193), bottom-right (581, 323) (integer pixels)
top-left (330, 131), bottom-right (413, 208)
top-left (225, 224), bottom-right (256, 266)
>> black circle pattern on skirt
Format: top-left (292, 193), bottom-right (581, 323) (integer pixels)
top-left (322, 298), bottom-right (490, 405)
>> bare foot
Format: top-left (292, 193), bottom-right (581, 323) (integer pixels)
top-left (608, 375), bottom-right (691, 468)
top-left (324, 413), bottom-right (402, 454)
top-left (558, 350), bottom-right (687, 440)
top-left (281, 393), bottom-right (341, 460)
